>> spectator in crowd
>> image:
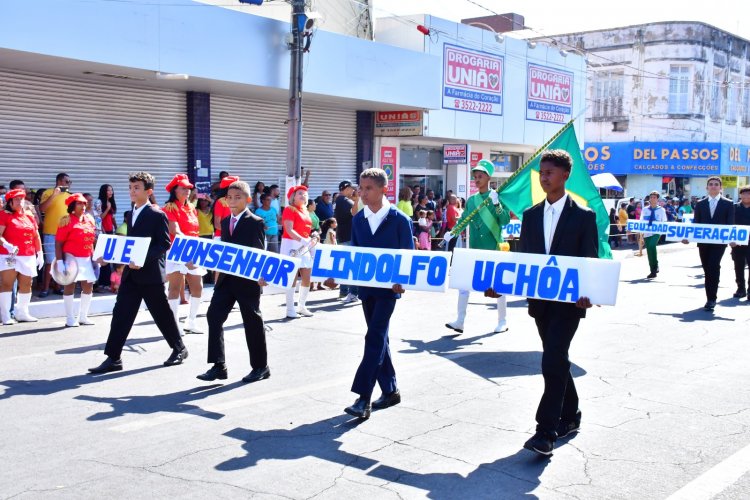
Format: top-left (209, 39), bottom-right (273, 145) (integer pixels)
top-left (163, 174), bottom-right (205, 335)
top-left (608, 208), bottom-right (621, 248)
top-left (93, 184), bottom-right (117, 290)
top-left (255, 193), bottom-right (280, 253)
top-left (416, 209), bottom-right (430, 250)
top-left (679, 199), bottom-right (693, 218)
top-left (109, 264), bottom-right (124, 294)
top-left (731, 186), bottom-right (750, 299)
top-left (626, 197), bottom-right (636, 219)
top-left (618, 202), bottom-right (628, 242)
top-left (413, 194), bottom-right (429, 220)
top-left (196, 197), bottom-right (214, 239)
top-left (315, 190), bottom-right (334, 221)
top-left (334, 179), bottom-right (360, 303)
top-left (268, 184), bottom-right (282, 216)
top-left (412, 184), bottom-right (421, 199)
top-left (321, 217), bottom-right (337, 246)
top-left (396, 187), bottom-right (413, 218)
top-left (634, 200), bottom-right (642, 220)
top-left (664, 197), bottom-right (677, 222)
top-left (210, 171), bottom-right (230, 199)
top-left (39, 172), bottom-right (73, 297)
top-left (308, 198), bottom-right (320, 233)
top-left (425, 189), bottom-right (436, 211)
top-left (445, 194), bottom-right (461, 233)
top-left (0, 188), bottom-right (43, 324)
top-left (55, 193), bottom-right (98, 327)
top-left (252, 181), bottom-right (265, 211)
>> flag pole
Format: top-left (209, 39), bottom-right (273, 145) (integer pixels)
top-left (449, 118), bottom-right (578, 238)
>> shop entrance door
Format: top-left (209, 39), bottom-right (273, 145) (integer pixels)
top-left (399, 172), bottom-right (445, 199)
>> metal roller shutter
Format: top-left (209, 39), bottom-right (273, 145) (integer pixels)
top-left (0, 70), bottom-right (186, 204)
top-left (211, 95), bottom-right (357, 200)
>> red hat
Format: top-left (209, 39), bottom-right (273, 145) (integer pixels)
top-left (5, 188), bottom-right (26, 201)
top-left (65, 193), bottom-right (87, 206)
top-left (220, 176), bottom-right (240, 189)
top-left (165, 173), bottom-right (194, 192)
top-left (287, 184), bottom-right (308, 201)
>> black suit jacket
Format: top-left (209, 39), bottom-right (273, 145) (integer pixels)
top-left (694, 196), bottom-right (734, 248)
top-left (122, 204), bottom-right (171, 285)
top-left (519, 196), bottom-right (599, 319)
top-left (215, 209), bottom-right (266, 291)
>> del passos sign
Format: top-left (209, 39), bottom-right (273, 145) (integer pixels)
top-left (442, 44), bottom-right (503, 116)
top-left (583, 142), bottom-right (722, 175)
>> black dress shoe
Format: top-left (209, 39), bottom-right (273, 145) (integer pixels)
top-left (523, 431), bottom-right (555, 456)
top-left (197, 364), bottom-right (228, 381)
top-left (646, 272), bottom-right (657, 279)
top-left (88, 357), bottom-right (123, 374)
top-left (242, 366), bottom-right (270, 383)
top-left (372, 389), bottom-right (401, 410)
top-left (704, 300), bottom-right (716, 311)
top-left (733, 289), bottom-right (747, 298)
top-left (164, 347), bottom-right (189, 366)
top-left (556, 410), bottom-right (582, 439)
top-left (344, 397), bottom-right (371, 419)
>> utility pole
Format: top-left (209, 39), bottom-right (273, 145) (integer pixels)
top-left (286, 0), bottom-right (306, 189)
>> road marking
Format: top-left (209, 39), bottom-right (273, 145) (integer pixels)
top-left (666, 441), bottom-right (750, 500)
top-left (109, 350), bottom-right (488, 433)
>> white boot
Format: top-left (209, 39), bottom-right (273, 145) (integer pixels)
top-left (285, 287), bottom-right (299, 319)
top-left (445, 291), bottom-right (469, 333)
top-left (64, 295), bottom-right (79, 327)
top-left (297, 287), bottom-right (313, 317)
top-left (78, 293), bottom-right (94, 325)
top-left (494, 295), bottom-right (508, 333)
top-left (14, 292), bottom-right (38, 322)
top-left (184, 296), bottom-right (203, 334)
top-left (168, 298), bottom-right (183, 335)
top-left (0, 292), bottom-right (16, 325)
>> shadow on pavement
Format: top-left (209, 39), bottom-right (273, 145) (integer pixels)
top-left (75, 382), bottom-right (245, 421)
top-left (399, 334), bottom-right (586, 380)
top-left (649, 309), bottom-right (735, 322)
top-left (56, 336), bottom-right (165, 355)
top-left (0, 324), bottom-right (67, 339)
top-left (0, 365), bottom-right (162, 401)
top-left (367, 448), bottom-right (550, 499)
top-left (216, 414), bottom-right (375, 471)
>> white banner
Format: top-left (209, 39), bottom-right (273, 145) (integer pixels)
top-left (93, 234), bottom-right (150, 267)
top-left (502, 220), bottom-right (522, 239)
top-left (310, 244), bottom-right (450, 292)
top-left (166, 235), bottom-right (300, 289)
top-left (448, 248), bottom-right (620, 305)
top-left (626, 220), bottom-right (750, 245)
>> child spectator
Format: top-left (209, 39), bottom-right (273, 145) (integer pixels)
top-left (417, 210), bottom-right (431, 250)
top-left (110, 264), bottom-right (124, 293)
top-left (321, 217), bottom-right (337, 246)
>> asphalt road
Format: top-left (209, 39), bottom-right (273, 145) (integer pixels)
top-left (1, 242), bottom-right (749, 499)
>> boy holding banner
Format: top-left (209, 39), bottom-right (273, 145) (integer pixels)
top-left (328, 168), bottom-right (414, 420)
top-left (197, 180), bottom-right (270, 384)
top-left (89, 172), bottom-right (188, 374)
top-left (443, 159), bottom-right (511, 334)
top-left (519, 150), bottom-right (597, 456)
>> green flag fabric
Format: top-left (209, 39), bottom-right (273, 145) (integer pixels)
top-left (499, 122), bottom-right (613, 259)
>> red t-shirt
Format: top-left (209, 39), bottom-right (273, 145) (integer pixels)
top-left (282, 206), bottom-right (312, 240)
top-left (55, 213), bottom-right (97, 257)
top-left (163, 201), bottom-right (199, 241)
top-left (214, 198), bottom-right (231, 237)
top-left (0, 210), bottom-right (40, 256)
top-left (446, 205), bottom-right (461, 230)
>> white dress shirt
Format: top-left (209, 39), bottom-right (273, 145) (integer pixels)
top-left (363, 200), bottom-right (391, 234)
top-left (543, 194), bottom-right (568, 254)
top-left (708, 194), bottom-right (721, 217)
top-left (130, 202), bottom-right (149, 226)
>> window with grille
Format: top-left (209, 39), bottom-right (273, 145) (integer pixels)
top-left (727, 77), bottom-right (738, 124)
top-left (593, 71), bottom-right (624, 119)
top-left (668, 66), bottom-right (690, 114)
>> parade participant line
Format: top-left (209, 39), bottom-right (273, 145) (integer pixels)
top-left (666, 441), bottom-right (750, 500)
top-left (108, 349), bottom-right (485, 434)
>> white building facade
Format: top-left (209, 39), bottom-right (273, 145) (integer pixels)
top-left (549, 22), bottom-right (750, 200)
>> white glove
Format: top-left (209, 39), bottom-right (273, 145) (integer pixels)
top-left (443, 232), bottom-right (454, 243)
top-left (300, 237), bottom-right (311, 246)
top-left (36, 251), bottom-right (44, 270)
top-left (488, 190), bottom-right (499, 205)
top-left (2, 241), bottom-right (17, 254)
top-left (56, 260), bottom-right (66, 274)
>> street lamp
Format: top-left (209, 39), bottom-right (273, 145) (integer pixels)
top-left (465, 21), bottom-right (505, 44)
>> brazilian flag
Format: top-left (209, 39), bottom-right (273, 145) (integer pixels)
top-left (499, 122), bottom-right (613, 259)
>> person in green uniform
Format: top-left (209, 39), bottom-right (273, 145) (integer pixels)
top-left (443, 159), bottom-right (511, 334)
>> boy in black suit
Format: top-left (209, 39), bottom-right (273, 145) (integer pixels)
top-left (89, 172), bottom-right (188, 374)
top-left (196, 180), bottom-right (270, 383)
top-left (519, 150), bottom-right (598, 456)
top-left (683, 176), bottom-right (735, 310)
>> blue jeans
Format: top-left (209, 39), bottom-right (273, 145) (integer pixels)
top-left (338, 241), bottom-right (358, 297)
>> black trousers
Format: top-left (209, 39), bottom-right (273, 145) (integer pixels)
top-left (350, 296), bottom-right (397, 400)
top-left (731, 246), bottom-right (750, 291)
top-left (104, 279), bottom-right (184, 359)
top-left (698, 245), bottom-right (727, 301)
top-left (534, 315), bottom-right (581, 436)
top-left (206, 283), bottom-right (266, 368)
